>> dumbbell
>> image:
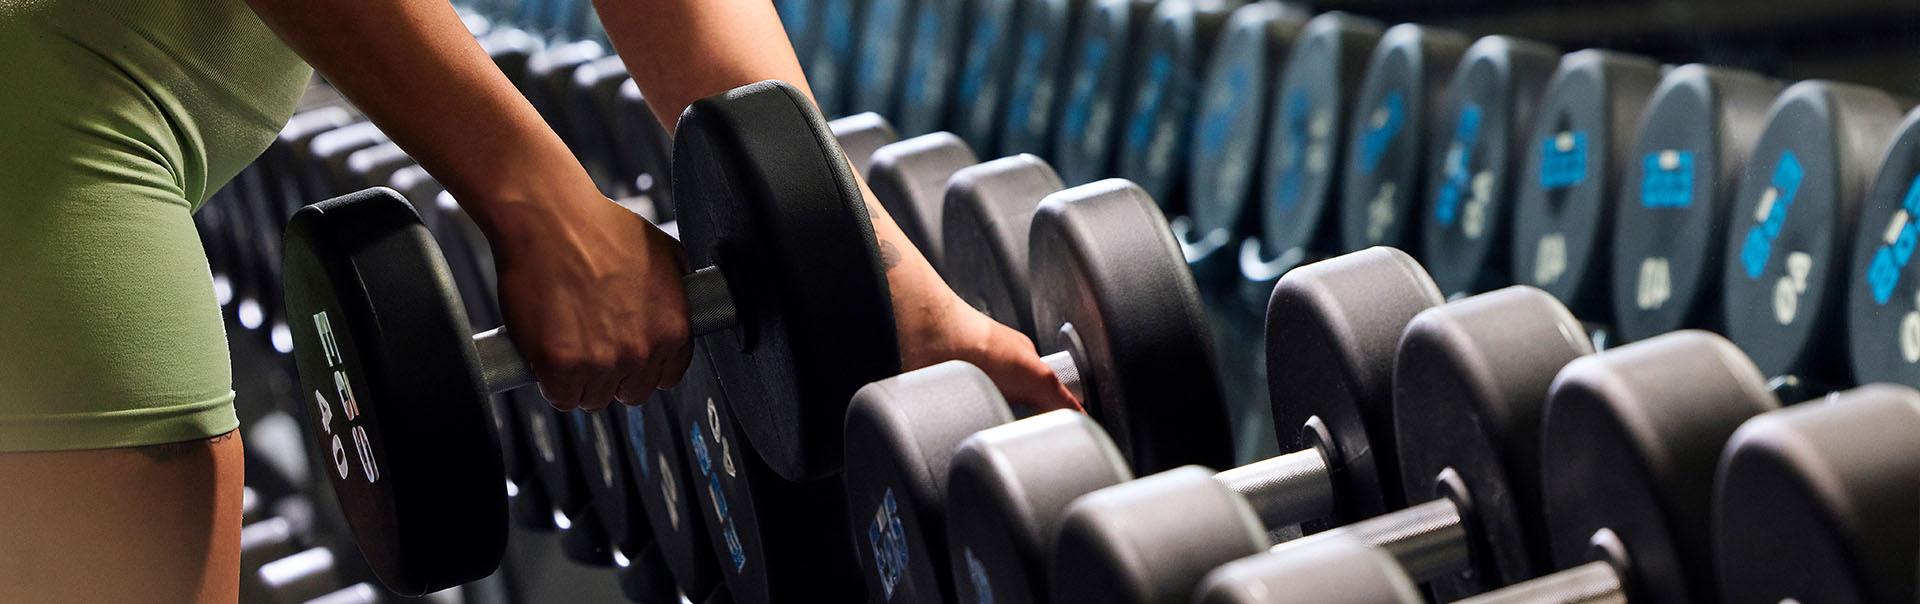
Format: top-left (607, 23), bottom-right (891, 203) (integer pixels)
top-left (775, 0), bottom-right (820, 87)
top-left (1175, 3), bottom-right (1309, 286)
top-left (566, 389), bottom-right (656, 559)
top-left (894, 0), bottom-right (971, 136)
top-left (1420, 35), bottom-right (1560, 297)
top-left (867, 132), bottom-right (982, 271)
top-left (1232, 12), bottom-right (1385, 312)
top-left (241, 517), bottom-right (307, 603)
top-left (281, 81), bottom-right (899, 595)
top-left (1050, 0), bottom-right (1161, 186)
top-left (830, 112), bottom-right (901, 176)
top-left (1112, 0), bottom-right (1236, 212)
top-left (302, 122), bottom-right (390, 199)
top-left (843, 178), bottom-right (1233, 603)
top-left (620, 350), bottom-right (725, 600)
top-left (847, 0), bottom-right (917, 118)
top-left (564, 55), bottom-right (637, 196)
top-left (615, 541), bottom-right (683, 603)
top-left (258, 547), bottom-right (348, 604)
top-left (344, 144), bottom-right (415, 195)
top-left (1721, 80), bottom-right (1905, 391)
top-left (941, 154), bottom-right (1067, 338)
top-left (679, 340), bottom-right (866, 603)
top-left (1200, 330), bottom-right (1775, 603)
top-left (262, 106), bottom-right (357, 214)
top-left (1850, 107), bottom-right (1920, 389)
top-left (610, 79), bottom-right (675, 219)
top-left (803, 0), bottom-right (861, 118)
top-left (1338, 24), bottom-right (1470, 253)
top-left (523, 40), bottom-right (605, 139)
top-left (947, 0), bottom-right (1027, 153)
top-left (993, 0), bottom-right (1086, 157)
top-left (305, 583), bottom-right (384, 604)
top-left (1508, 49), bottom-right (1663, 325)
top-left (1049, 284), bottom-right (1591, 603)
top-left (1608, 65), bottom-right (1780, 342)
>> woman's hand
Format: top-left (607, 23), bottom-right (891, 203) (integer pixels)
top-left (896, 291), bottom-right (1082, 414)
top-left (488, 192), bottom-right (693, 412)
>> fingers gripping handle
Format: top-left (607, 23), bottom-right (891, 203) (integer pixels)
top-left (471, 267), bottom-right (738, 393)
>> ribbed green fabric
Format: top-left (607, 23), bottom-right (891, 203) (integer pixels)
top-left (0, 0), bottom-right (310, 451)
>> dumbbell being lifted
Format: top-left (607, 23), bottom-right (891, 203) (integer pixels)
top-left (281, 81), bottom-right (899, 595)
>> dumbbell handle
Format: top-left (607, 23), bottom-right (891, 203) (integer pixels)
top-left (1269, 497), bottom-right (1470, 583)
top-left (472, 266), bottom-right (737, 393)
top-left (1452, 560), bottom-right (1625, 604)
top-left (1215, 447), bottom-right (1335, 529)
top-left (1040, 350), bottom-right (1087, 404)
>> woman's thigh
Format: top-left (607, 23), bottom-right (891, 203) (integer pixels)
top-left (0, 431), bottom-right (245, 603)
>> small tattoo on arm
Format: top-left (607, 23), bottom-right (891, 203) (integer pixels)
top-left (879, 240), bottom-right (902, 271)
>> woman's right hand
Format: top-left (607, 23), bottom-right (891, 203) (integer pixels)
top-left (486, 190), bottom-right (693, 412)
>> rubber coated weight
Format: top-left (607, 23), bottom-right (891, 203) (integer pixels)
top-left (675, 81), bottom-right (902, 481)
top-left (618, 542), bottom-right (683, 603)
top-left (868, 133), bottom-right (981, 271)
top-left (829, 112), bottom-right (902, 177)
top-left (1391, 286), bottom-right (1593, 599)
top-left (947, 0), bottom-right (1024, 153)
top-left (1510, 50), bottom-right (1663, 322)
top-left (1714, 384), bottom-right (1920, 603)
top-left (1029, 179), bottom-right (1232, 472)
top-left (1238, 12), bottom-right (1384, 310)
top-left (1419, 36), bottom-right (1560, 297)
top-left (264, 107), bottom-right (356, 216)
top-left (1720, 80), bottom-right (1903, 383)
top-left (843, 362), bottom-right (1017, 603)
top-left (1177, 3), bottom-right (1308, 286)
top-left (1848, 109), bottom-right (1920, 389)
top-left (1113, 0), bottom-right (1238, 212)
top-left (613, 79), bottom-right (676, 219)
top-left (806, 0), bottom-right (862, 117)
top-left (1610, 65), bottom-right (1779, 342)
top-left (1051, 467), bottom-right (1267, 604)
top-left (559, 504), bottom-right (616, 566)
top-left (1050, 0), bottom-right (1159, 186)
top-left (1338, 24), bottom-right (1470, 253)
top-left (896, 0), bottom-right (974, 136)
top-left (850, 0), bottom-right (918, 118)
top-left (303, 122), bottom-right (388, 200)
top-left (524, 41), bottom-right (605, 145)
top-left (625, 377), bottom-right (721, 599)
top-left (995, 0), bottom-right (1086, 156)
top-left (946, 411), bottom-right (1133, 604)
top-left (942, 155), bottom-right (1067, 338)
top-left (1266, 247), bottom-right (1444, 522)
top-left (345, 144), bottom-right (414, 193)
top-left (566, 56), bottom-right (636, 195)
top-left (1194, 533), bottom-right (1423, 604)
top-left (569, 404), bottom-right (653, 554)
top-left (681, 346), bottom-right (865, 603)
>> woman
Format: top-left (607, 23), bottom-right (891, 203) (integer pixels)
top-left (0, 0), bottom-right (1074, 600)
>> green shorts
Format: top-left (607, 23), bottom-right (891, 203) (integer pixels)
top-left (0, 0), bottom-right (309, 451)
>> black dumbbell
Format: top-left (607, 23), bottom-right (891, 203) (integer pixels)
top-left (1176, 2), bottom-right (1309, 287)
top-left (941, 154), bottom-right (1067, 338)
top-left (1050, 0), bottom-right (1161, 186)
top-left (844, 178), bottom-right (1232, 603)
top-left (611, 79), bottom-right (676, 219)
top-left (281, 81), bottom-right (899, 595)
top-left (803, 0), bottom-right (862, 118)
top-left (241, 517), bottom-right (306, 603)
top-left (1111, 0), bottom-right (1236, 212)
top-left (1849, 107), bottom-right (1920, 389)
top-left (1050, 284), bottom-right (1591, 603)
top-left (947, 0), bottom-right (1028, 153)
top-left (523, 40), bottom-right (606, 141)
top-left (1420, 35), bottom-right (1560, 297)
top-left (830, 112), bottom-right (902, 177)
top-left (847, 0), bottom-right (918, 119)
top-left (257, 547), bottom-right (347, 604)
top-left (1509, 49), bottom-right (1663, 324)
top-left (616, 541), bottom-right (682, 603)
top-left (894, 0), bottom-right (973, 137)
top-left (867, 132), bottom-right (982, 272)
top-left (1721, 80), bottom-right (1905, 391)
top-left (301, 122), bottom-right (389, 199)
top-left (305, 583), bottom-right (384, 604)
top-left (566, 394), bottom-right (655, 559)
top-left (564, 55), bottom-right (637, 196)
top-left (1609, 65), bottom-right (1780, 343)
top-left (776, 0), bottom-right (821, 86)
top-left (1338, 24), bottom-right (1470, 254)
top-left (994, 0), bottom-right (1087, 157)
top-left (1233, 12), bottom-right (1385, 312)
top-left (1198, 330), bottom-right (1777, 603)
top-left (262, 107), bottom-right (357, 215)
top-left (621, 355), bottom-right (724, 600)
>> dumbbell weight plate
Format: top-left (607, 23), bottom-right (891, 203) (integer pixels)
top-left (895, 0), bottom-right (974, 136)
top-left (680, 345), bottom-right (865, 603)
top-left (829, 112), bottom-right (901, 177)
top-left (1241, 12), bottom-right (1384, 307)
top-left (618, 541), bottom-right (683, 603)
top-left (942, 155), bottom-right (1067, 338)
top-left (626, 381), bottom-right (722, 599)
top-left (776, 0), bottom-right (820, 80)
top-left (868, 132), bottom-right (981, 271)
top-left (1849, 108), bottom-right (1920, 388)
top-left (1609, 65), bottom-right (1779, 342)
top-left (849, 0), bottom-right (917, 118)
top-left (1720, 81), bottom-right (1903, 382)
top-left (567, 56), bottom-right (637, 195)
top-left (805, 0), bottom-right (861, 118)
top-left (1419, 36), bottom-right (1560, 297)
top-left (1051, 0), bottom-right (1159, 186)
top-left (995, 0), bottom-right (1087, 156)
top-left (1179, 3), bottom-right (1308, 284)
top-left (345, 144), bottom-right (415, 193)
top-left (613, 79), bottom-right (676, 219)
top-left (569, 404), bottom-right (653, 554)
top-left (1112, 0), bottom-right (1237, 213)
top-left (1338, 24), bottom-right (1470, 253)
top-left (1510, 50), bottom-right (1663, 321)
top-left (948, 0), bottom-right (1025, 153)
top-left (262, 107), bottom-right (356, 217)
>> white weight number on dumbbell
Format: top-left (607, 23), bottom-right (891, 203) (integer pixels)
top-left (1636, 256), bottom-right (1670, 311)
top-left (310, 311), bottom-right (379, 484)
top-left (1772, 251), bottom-right (1813, 325)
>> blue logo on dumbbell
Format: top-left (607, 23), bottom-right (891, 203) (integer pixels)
top-left (1124, 51), bottom-right (1173, 154)
top-left (625, 406), bottom-right (651, 478)
top-left (1866, 174), bottom-right (1920, 304)
top-left (1270, 88), bottom-right (1313, 214)
top-left (1640, 150), bottom-right (1695, 209)
top-left (1739, 151), bottom-right (1806, 280)
top-left (1357, 92), bottom-right (1405, 176)
top-left (965, 547), bottom-right (995, 604)
top-left (690, 420), bottom-right (747, 572)
top-left (1538, 130), bottom-right (1590, 191)
top-left (1434, 104), bottom-right (1484, 227)
top-left (867, 488), bottom-right (911, 599)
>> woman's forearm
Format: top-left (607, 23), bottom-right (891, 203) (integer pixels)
top-left (242, 0), bottom-right (600, 239)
